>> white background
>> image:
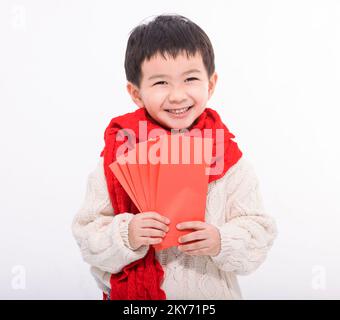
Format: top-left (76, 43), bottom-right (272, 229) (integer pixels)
top-left (1, 0), bottom-right (339, 299)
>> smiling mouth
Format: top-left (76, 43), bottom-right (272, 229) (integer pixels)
top-left (165, 105), bottom-right (193, 114)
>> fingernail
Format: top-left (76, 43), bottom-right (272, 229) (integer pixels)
top-left (177, 224), bottom-right (181, 229)
top-left (166, 218), bottom-right (170, 224)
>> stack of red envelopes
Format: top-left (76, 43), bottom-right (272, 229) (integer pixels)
top-left (109, 133), bottom-right (213, 251)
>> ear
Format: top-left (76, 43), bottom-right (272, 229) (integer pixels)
top-left (208, 72), bottom-right (218, 100)
top-left (126, 82), bottom-right (145, 108)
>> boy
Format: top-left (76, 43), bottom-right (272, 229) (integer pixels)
top-left (72, 14), bottom-right (278, 300)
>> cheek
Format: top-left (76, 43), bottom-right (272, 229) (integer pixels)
top-left (144, 89), bottom-right (167, 107)
top-left (189, 86), bottom-right (209, 102)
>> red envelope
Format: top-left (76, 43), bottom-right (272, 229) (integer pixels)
top-left (109, 160), bottom-right (142, 212)
top-left (109, 133), bottom-right (213, 251)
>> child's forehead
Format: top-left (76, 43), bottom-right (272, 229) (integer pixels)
top-left (141, 51), bottom-right (205, 77)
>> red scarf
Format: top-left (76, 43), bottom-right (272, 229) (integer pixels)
top-left (100, 107), bottom-right (242, 300)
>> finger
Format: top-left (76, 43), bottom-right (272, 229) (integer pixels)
top-left (178, 239), bottom-right (210, 252)
top-left (140, 228), bottom-right (166, 238)
top-left (141, 237), bottom-right (163, 246)
top-left (141, 211), bottom-right (170, 225)
top-left (178, 230), bottom-right (207, 244)
top-left (141, 219), bottom-right (170, 233)
top-left (176, 221), bottom-right (206, 230)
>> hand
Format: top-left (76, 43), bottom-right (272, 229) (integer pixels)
top-left (128, 211), bottom-right (170, 250)
top-left (177, 221), bottom-right (221, 257)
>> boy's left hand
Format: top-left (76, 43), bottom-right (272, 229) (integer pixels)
top-left (176, 221), bottom-right (221, 257)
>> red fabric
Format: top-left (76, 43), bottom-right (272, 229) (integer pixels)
top-left (100, 106), bottom-right (243, 300)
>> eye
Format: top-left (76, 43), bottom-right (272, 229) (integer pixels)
top-left (153, 81), bottom-right (167, 86)
top-left (185, 77), bottom-right (198, 82)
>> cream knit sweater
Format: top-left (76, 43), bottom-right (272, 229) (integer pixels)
top-left (71, 155), bottom-right (278, 300)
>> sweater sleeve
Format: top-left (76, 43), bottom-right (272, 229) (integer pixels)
top-left (209, 157), bottom-right (278, 275)
top-left (71, 158), bottom-right (149, 274)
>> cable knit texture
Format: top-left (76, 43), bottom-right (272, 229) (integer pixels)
top-left (72, 156), bottom-right (278, 299)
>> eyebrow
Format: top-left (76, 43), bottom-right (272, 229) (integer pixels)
top-left (148, 69), bottom-right (201, 81)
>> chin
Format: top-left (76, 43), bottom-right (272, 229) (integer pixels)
top-left (165, 120), bottom-right (195, 131)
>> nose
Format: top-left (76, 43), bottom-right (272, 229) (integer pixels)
top-left (168, 85), bottom-right (188, 105)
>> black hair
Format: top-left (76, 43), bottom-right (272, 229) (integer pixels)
top-left (124, 14), bottom-right (215, 88)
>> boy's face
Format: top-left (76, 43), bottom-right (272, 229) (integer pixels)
top-left (127, 51), bottom-right (218, 130)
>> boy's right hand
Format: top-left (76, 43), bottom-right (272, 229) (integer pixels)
top-left (128, 211), bottom-right (170, 250)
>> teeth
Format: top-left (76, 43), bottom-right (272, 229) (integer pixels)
top-left (167, 106), bottom-right (191, 114)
